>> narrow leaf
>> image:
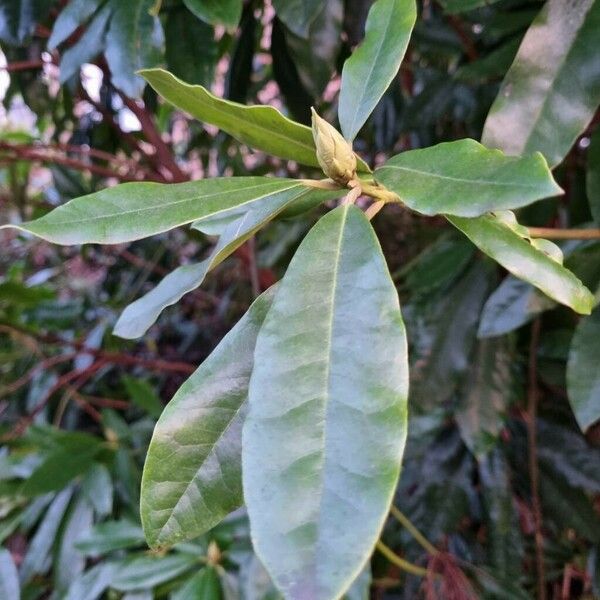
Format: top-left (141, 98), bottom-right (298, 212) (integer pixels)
top-left (481, 0), bottom-right (600, 167)
top-left (0, 549), bottom-right (19, 600)
top-left (76, 520), bottom-right (145, 556)
top-left (448, 213), bottom-right (594, 314)
top-left (243, 205), bottom-right (408, 600)
top-left (114, 186), bottom-right (340, 339)
top-left (375, 139), bottom-right (562, 217)
top-left (141, 68), bottom-right (371, 172)
top-left (172, 567), bottom-right (222, 600)
top-left (587, 128), bottom-right (600, 225)
top-left (48, 0), bottom-right (103, 49)
top-left (567, 306), bottom-right (600, 432)
top-left (339, 0), bottom-right (416, 141)
top-left (141, 288), bottom-right (275, 549)
top-left (183, 0), bottom-right (242, 30)
top-left (111, 554), bottom-right (198, 591)
top-left (1, 177), bottom-right (302, 245)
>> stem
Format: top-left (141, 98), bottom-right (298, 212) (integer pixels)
top-left (527, 318), bottom-right (546, 600)
top-left (528, 227), bottom-right (600, 240)
top-left (376, 541), bottom-right (429, 578)
top-left (365, 200), bottom-right (385, 220)
top-left (361, 182), bottom-right (400, 204)
top-left (389, 505), bottom-right (439, 556)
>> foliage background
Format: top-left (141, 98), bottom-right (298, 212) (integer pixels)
top-left (0, 0), bottom-right (599, 598)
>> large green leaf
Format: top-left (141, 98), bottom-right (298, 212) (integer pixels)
top-left (141, 68), bottom-right (318, 168)
top-left (448, 213), bottom-right (594, 314)
top-left (243, 205), bottom-right (408, 600)
top-left (114, 186), bottom-right (340, 338)
top-left (183, 0), bottom-right (242, 29)
top-left (141, 288), bottom-right (275, 549)
top-left (272, 0), bottom-right (322, 38)
top-left (567, 306), bottom-right (600, 432)
top-left (105, 0), bottom-right (164, 98)
top-left (2, 177), bottom-right (305, 245)
top-left (338, 0), bottom-right (416, 141)
top-left (587, 128), bottom-right (600, 225)
top-left (0, 549), bottom-right (19, 600)
top-left (481, 0), bottom-right (600, 167)
top-left (375, 139), bottom-right (562, 217)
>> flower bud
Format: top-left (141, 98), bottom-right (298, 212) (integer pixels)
top-left (311, 108), bottom-right (357, 185)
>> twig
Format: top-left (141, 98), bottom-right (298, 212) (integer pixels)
top-left (528, 227), bottom-right (600, 240)
top-left (527, 318), bottom-right (546, 600)
top-left (376, 541), bottom-right (429, 578)
top-left (389, 505), bottom-right (439, 556)
top-left (0, 60), bottom-right (45, 72)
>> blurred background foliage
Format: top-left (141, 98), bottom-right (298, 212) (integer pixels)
top-left (0, 0), bottom-right (599, 598)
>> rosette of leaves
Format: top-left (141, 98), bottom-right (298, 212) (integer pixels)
top-left (2, 0), bottom-right (597, 598)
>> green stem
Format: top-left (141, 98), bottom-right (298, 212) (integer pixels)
top-left (389, 505), bottom-right (439, 556)
top-left (376, 541), bottom-right (429, 577)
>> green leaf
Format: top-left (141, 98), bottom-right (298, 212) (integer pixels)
top-left (80, 463), bottom-right (113, 517)
top-left (477, 276), bottom-right (556, 338)
top-left (65, 563), bottom-right (117, 600)
top-left (183, 0), bottom-right (242, 30)
top-left (272, 0), bottom-right (323, 38)
top-left (567, 306), bottom-right (600, 432)
top-left (48, 0), bottom-right (103, 49)
top-left (587, 128), bottom-right (600, 225)
top-left (122, 376), bottom-right (163, 418)
top-left (141, 68), bottom-right (370, 171)
top-left (481, 0), bottom-right (600, 167)
top-left (0, 0), bottom-right (52, 45)
top-left (375, 139), bottom-right (562, 217)
top-left (2, 177), bottom-right (305, 245)
top-left (165, 8), bottom-right (217, 87)
top-left (114, 185), bottom-right (340, 339)
top-left (76, 519), bottom-right (145, 556)
top-left (439, 0), bottom-right (502, 13)
top-left (141, 287), bottom-right (275, 549)
top-left (111, 554), bottom-right (198, 591)
top-left (448, 213), bottom-right (594, 314)
top-left (172, 567), bottom-right (222, 600)
top-left (0, 549), bottom-right (19, 600)
top-left (105, 0), bottom-right (164, 98)
top-left (243, 205), bottom-right (408, 600)
top-left (339, 0), bottom-right (416, 141)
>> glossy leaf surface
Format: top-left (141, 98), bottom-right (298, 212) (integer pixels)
top-left (243, 205), bottom-right (408, 600)
top-left (482, 0), bottom-right (600, 167)
top-left (272, 0), bottom-right (322, 38)
top-left (183, 0), bottom-right (242, 29)
top-left (141, 288), bottom-right (275, 548)
top-left (47, 0), bottom-right (102, 49)
top-left (2, 178), bottom-right (304, 245)
top-left (339, 0), bottom-right (416, 141)
top-left (114, 186), bottom-right (340, 338)
top-left (448, 214), bottom-right (594, 314)
top-left (567, 307), bottom-right (600, 432)
top-left (375, 139), bottom-right (562, 217)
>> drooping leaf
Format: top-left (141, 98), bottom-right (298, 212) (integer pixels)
top-left (587, 128), bottom-right (600, 225)
top-left (567, 306), bottom-right (600, 432)
top-left (165, 8), bottom-right (217, 87)
top-left (0, 549), bottom-right (19, 600)
top-left (141, 288), bottom-right (275, 549)
top-left (76, 520), bottom-right (145, 556)
top-left (47, 0), bottom-right (103, 49)
top-left (478, 276), bottom-right (556, 338)
top-left (65, 563), bottom-right (117, 600)
top-left (0, 0), bottom-right (53, 45)
top-left (272, 0), bottom-right (322, 38)
top-left (104, 0), bottom-right (164, 98)
top-left (111, 554), bottom-right (198, 591)
top-left (80, 464), bottom-right (113, 517)
top-left (339, 0), bottom-right (416, 141)
top-left (2, 177), bottom-right (306, 245)
top-left (375, 139), bottom-right (562, 217)
top-left (172, 567), bottom-right (222, 600)
top-left (114, 186), bottom-right (340, 339)
top-left (243, 205), bottom-right (408, 600)
top-left (448, 213), bottom-right (595, 314)
top-left (481, 0), bottom-right (600, 167)
top-left (183, 0), bottom-right (242, 30)
top-left (141, 68), bottom-right (369, 171)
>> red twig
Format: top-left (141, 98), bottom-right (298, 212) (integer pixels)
top-left (1, 60), bottom-right (45, 72)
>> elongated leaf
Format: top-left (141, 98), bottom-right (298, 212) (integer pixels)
top-left (81, 463), bottom-right (113, 517)
top-left (567, 306), bottom-right (600, 432)
top-left (65, 563), bottom-right (117, 600)
top-left (272, 0), bottom-right (322, 38)
top-left (141, 288), bottom-right (275, 548)
top-left (122, 376), bottom-right (163, 418)
top-left (114, 186), bottom-right (340, 339)
top-left (448, 214), bottom-right (594, 314)
top-left (439, 0), bottom-right (502, 12)
top-left (105, 0), bottom-right (164, 98)
top-left (375, 139), bottom-right (562, 217)
top-left (587, 128), bottom-right (600, 225)
top-left (183, 0), bottom-right (242, 29)
top-left (141, 68), bottom-right (318, 167)
top-left (48, 0), bottom-right (103, 49)
top-left (172, 567), bottom-right (221, 600)
top-left (481, 0), bottom-right (600, 167)
top-left (243, 205), bottom-right (408, 600)
top-left (339, 0), bottom-right (416, 141)
top-left (0, 0), bottom-right (52, 45)
top-left (1, 177), bottom-right (303, 245)
top-left (478, 276), bottom-right (556, 338)
top-left (111, 554), bottom-right (198, 591)
top-left (76, 520), bottom-right (145, 556)
top-left (0, 549), bottom-right (19, 600)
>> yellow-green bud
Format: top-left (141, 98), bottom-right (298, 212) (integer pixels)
top-left (311, 108), bottom-right (357, 185)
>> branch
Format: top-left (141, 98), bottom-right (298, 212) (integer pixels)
top-left (376, 541), bottom-right (429, 578)
top-left (528, 227), bottom-right (600, 240)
